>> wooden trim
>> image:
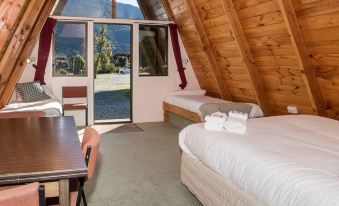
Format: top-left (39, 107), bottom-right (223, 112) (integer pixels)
top-left (185, 0), bottom-right (233, 101)
top-left (0, 0), bottom-right (56, 108)
top-left (112, 0), bottom-right (116, 18)
top-left (221, 0), bottom-right (273, 116)
top-left (161, 0), bottom-right (175, 21)
top-left (276, 0), bottom-right (327, 116)
top-left (163, 102), bottom-right (202, 123)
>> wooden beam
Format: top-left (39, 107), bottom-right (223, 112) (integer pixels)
top-left (161, 0), bottom-right (175, 21)
top-left (112, 0), bottom-right (116, 18)
top-left (52, 0), bottom-right (67, 16)
top-left (137, 0), bottom-right (157, 20)
top-left (185, 0), bottom-right (233, 100)
top-left (0, 0), bottom-right (56, 107)
top-left (0, 0), bottom-right (30, 59)
top-left (221, 0), bottom-right (273, 116)
top-left (277, 0), bottom-right (327, 116)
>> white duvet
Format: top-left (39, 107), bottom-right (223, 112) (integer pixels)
top-left (164, 95), bottom-right (263, 118)
top-left (179, 115), bottom-right (339, 206)
top-left (0, 97), bottom-right (62, 117)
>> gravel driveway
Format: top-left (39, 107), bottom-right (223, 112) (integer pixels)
top-left (94, 73), bottom-right (131, 121)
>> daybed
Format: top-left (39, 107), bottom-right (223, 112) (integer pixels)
top-left (0, 85), bottom-right (62, 117)
top-left (179, 115), bottom-right (339, 206)
top-left (164, 90), bottom-right (263, 122)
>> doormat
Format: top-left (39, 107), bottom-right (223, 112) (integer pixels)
top-left (107, 123), bottom-right (143, 133)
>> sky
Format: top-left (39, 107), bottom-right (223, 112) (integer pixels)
top-left (116, 0), bottom-right (139, 7)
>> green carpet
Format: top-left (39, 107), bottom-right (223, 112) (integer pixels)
top-left (84, 122), bottom-right (202, 206)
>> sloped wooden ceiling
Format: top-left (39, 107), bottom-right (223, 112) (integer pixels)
top-left (159, 0), bottom-right (339, 119)
top-left (0, 0), bottom-right (56, 107)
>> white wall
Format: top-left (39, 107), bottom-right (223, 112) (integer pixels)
top-left (17, 20), bottom-right (200, 125)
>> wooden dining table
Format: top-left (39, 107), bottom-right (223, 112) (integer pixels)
top-left (0, 116), bottom-right (87, 206)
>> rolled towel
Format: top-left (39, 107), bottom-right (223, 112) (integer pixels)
top-left (204, 121), bottom-right (225, 131)
top-left (223, 116), bottom-right (247, 134)
top-left (204, 111), bottom-right (227, 123)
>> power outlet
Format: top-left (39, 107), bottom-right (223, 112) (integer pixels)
top-left (182, 58), bottom-right (189, 65)
top-left (287, 106), bottom-right (299, 114)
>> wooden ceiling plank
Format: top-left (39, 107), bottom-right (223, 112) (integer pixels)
top-left (185, 0), bottom-right (233, 100)
top-left (0, 0), bottom-right (30, 57)
top-left (276, 0), bottom-right (327, 116)
top-left (221, 0), bottom-right (273, 116)
top-left (0, 0), bottom-right (57, 107)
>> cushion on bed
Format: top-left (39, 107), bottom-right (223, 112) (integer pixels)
top-left (170, 89), bottom-right (206, 96)
top-left (16, 81), bottom-right (51, 103)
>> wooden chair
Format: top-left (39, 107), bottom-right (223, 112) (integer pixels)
top-left (0, 182), bottom-right (46, 206)
top-left (70, 127), bottom-right (100, 206)
top-left (62, 86), bottom-right (88, 125)
top-left (0, 111), bottom-right (45, 119)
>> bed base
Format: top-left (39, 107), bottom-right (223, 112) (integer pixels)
top-left (163, 102), bottom-right (202, 123)
top-left (181, 153), bottom-right (263, 206)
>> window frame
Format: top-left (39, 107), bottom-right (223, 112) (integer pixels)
top-left (52, 21), bottom-right (89, 77)
top-left (138, 24), bottom-right (169, 77)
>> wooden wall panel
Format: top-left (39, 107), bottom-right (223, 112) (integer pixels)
top-left (294, 0), bottom-right (339, 119)
top-left (0, 0), bottom-right (56, 107)
top-left (163, 0), bottom-right (339, 118)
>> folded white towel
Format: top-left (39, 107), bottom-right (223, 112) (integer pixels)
top-left (205, 111), bottom-right (227, 123)
top-left (228, 111), bottom-right (248, 120)
top-left (223, 116), bottom-right (247, 134)
top-left (204, 121), bottom-right (225, 131)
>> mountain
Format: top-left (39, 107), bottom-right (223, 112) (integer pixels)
top-left (57, 0), bottom-right (144, 20)
top-left (54, 0), bottom-right (144, 56)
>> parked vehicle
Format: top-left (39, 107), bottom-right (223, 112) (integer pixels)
top-left (119, 67), bottom-right (131, 74)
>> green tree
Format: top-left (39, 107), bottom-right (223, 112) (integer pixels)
top-left (94, 25), bottom-right (114, 78)
top-left (68, 54), bottom-right (86, 75)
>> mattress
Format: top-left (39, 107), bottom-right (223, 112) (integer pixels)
top-left (0, 97), bottom-right (62, 117)
top-left (164, 95), bottom-right (263, 118)
top-left (179, 115), bottom-right (339, 206)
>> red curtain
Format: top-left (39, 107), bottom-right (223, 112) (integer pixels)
top-left (33, 18), bottom-right (57, 85)
top-left (169, 24), bottom-right (187, 89)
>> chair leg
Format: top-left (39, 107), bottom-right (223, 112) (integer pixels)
top-left (76, 177), bottom-right (86, 206)
top-left (82, 191), bottom-right (87, 206)
top-left (86, 109), bottom-right (88, 126)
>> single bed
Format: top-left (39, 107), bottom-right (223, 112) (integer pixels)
top-left (0, 86), bottom-right (62, 117)
top-left (179, 115), bottom-right (339, 206)
top-left (164, 92), bottom-right (263, 122)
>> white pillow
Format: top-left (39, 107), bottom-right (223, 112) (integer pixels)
top-left (42, 85), bottom-right (55, 98)
top-left (170, 89), bottom-right (206, 96)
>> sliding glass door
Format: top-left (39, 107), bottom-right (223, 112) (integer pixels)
top-left (93, 23), bottom-right (132, 123)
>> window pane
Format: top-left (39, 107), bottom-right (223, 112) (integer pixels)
top-left (116, 0), bottom-right (144, 19)
top-left (139, 25), bottom-right (168, 76)
top-left (53, 0), bottom-right (111, 18)
top-left (53, 0), bottom-right (145, 20)
top-left (53, 22), bottom-right (87, 76)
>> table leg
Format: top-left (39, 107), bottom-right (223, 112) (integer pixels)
top-left (59, 179), bottom-right (70, 206)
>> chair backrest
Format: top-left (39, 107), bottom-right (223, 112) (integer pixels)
top-left (0, 111), bottom-right (45, 119)
top-left (0, 182), bottom-right (46, 206)
top-left (81, 127), bottom-right (100, 180)
top-left (62, 86), bottom-right (87, 98)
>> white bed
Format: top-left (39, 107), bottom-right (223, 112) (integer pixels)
top-left (164, 94), bottom-right (263, 119)
top-left (179, 115), bottom-right (339, 206)
top-left (0, 86), bottom-right (62, 117)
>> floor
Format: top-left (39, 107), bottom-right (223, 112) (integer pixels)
top-left (81, 122), bottom-right (202, 206)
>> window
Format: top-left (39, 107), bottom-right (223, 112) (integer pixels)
top-left (53, 0), bottom-right (144, 20)
top-left (139, 25), bottom-right (168, 76)
top-left (53, 22), bottom-right (87, 76)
